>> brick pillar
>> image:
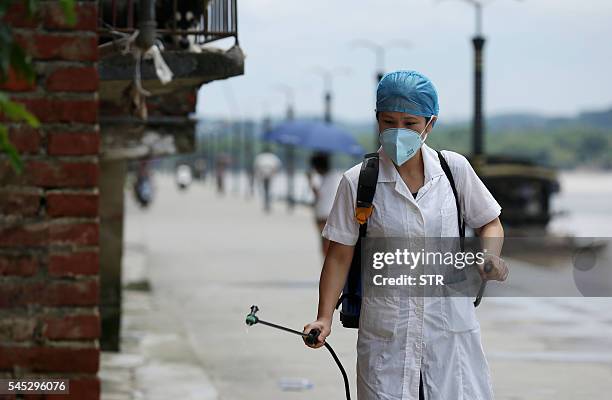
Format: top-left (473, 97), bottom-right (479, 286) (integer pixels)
top-left (0, 1), bottom-right (101, 399)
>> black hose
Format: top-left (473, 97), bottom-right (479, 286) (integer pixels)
top-left (323, 342), bottom-right (351, 400)
top-left (245, 306), bottom-right (351, 400)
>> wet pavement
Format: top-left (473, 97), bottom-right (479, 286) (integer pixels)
top-left (103, 173), bottom-right (612, 400)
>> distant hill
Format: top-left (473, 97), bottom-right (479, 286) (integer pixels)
top-left (477, 107), bottom-right (612, 132)
top-left (577, 108), bottom-right (612, 129)
top-left (337, 106), bottom-right (612, 134)
top-left (194, 105), bottom-right (612, 169)
top-left (195, 106), bottom-right (612, 136)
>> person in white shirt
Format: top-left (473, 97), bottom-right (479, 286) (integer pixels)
top-left (308, 152), bottom-right (343, 255)
top-left (254, 149), bottom-right (282, 213)
top-left (303, 70), bottom-right (508, 400)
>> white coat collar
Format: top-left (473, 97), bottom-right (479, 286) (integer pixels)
top-left (376, 144), bottom-right (445, 184)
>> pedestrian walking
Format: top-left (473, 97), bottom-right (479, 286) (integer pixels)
top-left (215, 153), bottom-right (231, 195)
top-left (303, 70), bottom-right (508, 400)
top-left (254, 149), bottom-right (282, 212)
top-left (307, 152), bottom-right (342, 256)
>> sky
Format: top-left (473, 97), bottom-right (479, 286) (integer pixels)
top-left (196, 0), bottom-right (612, 123)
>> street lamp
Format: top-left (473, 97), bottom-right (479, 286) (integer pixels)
top-left (351, 39), bottom-right (413, 149)
top-left (351, 39), bottom-right (386, 83)
top-left (438, 0), bottom-right (523, 162)
top-left (273, 84), bottom-right (295, 121)
top-left (310, 66), bottom-right (351, 123)
top-left (351, 39), bottom-right (413, 82)
top-left (272, 83), bottom-right (297, 211)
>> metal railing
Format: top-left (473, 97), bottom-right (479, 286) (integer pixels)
top-left (98, 0), bottom-right (238, 46)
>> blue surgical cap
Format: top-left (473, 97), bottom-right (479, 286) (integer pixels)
top-left (376, 70), bottom-right (439, 117)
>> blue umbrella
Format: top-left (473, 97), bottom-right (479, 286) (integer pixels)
top-left (263, 120), bottom-right (364, 155)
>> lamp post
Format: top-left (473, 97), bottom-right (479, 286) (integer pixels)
top-left (467, 0), bottom-right (487, 163)
top-left (351, 39), bottom-right (412, 149)
top-left (274, 84), bottom-right (295, 121)
top-left (439, 0), bottom-right (522, 164)
top-left (352, 39), bottom-right (386, 82)
top-left (311, 66), bottom-right (351, 123)
top-left (231, 121), bottom-right (242, 194)
top-left (273, 84), bottom-right (296, 211)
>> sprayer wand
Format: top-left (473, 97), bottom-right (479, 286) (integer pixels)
top-left (245, 305), bottom-right (351, 400)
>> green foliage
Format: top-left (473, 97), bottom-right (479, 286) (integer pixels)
top-left (59, 0), bottom-right (76, 25)
top-left (355, 124), bottom-right (612, 170)
top-left (431, 125), bottom-right (612, 169)
top-left (0, 124), bottom-right (22, 171)
top-left (0, 0), bottom-right (75, 173)
top-left (0, 92), bottom-right (40, 127)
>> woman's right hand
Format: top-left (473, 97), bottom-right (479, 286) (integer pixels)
top-left (303, 318), bottom-right (331, 349)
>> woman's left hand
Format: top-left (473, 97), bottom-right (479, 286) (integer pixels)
top-left (479, 253), bottom-right (509, 282)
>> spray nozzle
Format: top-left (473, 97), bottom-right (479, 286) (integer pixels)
top-left (245, 305), bottom-right (259, 326)
top-left (304, 328), bottom-right (321, 346)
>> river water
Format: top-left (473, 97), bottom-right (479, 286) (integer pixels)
top-left (233, 169), bottom-right (612, 237)
top-left (549, 170), bottom-right (612, 237)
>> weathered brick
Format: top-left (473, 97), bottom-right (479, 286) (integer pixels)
top-left (0, 254), bottom-right (38, 276)
top-left (47, 132), bottom-right (100, 156)
top-left (0, 346), bottom-right (99, 373)
top-left (0, 317), bottom-right (36, 341)
top-left (43, 2), bottom-right (98, 31)
top-left (1, 2), bottom-right (39, 28)
top-left (46, 192), bottom-right (98, 217)
top-left (49, 251), bottom-right (98, 276)
top-left (0, 191), bottom-right (40, 216)
top-left (34, 160), bottom-right (98, 188)
top-left (10, 98), bottom-right (98, 124)
top-left (0, 281), bottom-right (42, 307)
top-left (3, 0), bottom-right (101, 387)
top-left (49, 222), bottom-right (98, 246)
top-left (14, 33), bottom-right (98, 61)
top-left (42, 313), bottom-right (100, 340)
top-left (8, 126), bottom-right (41, 154)
top-left (0, 160), bottom-right (99, 188)
top-left (43, 377), bottom-right (100, 400)
top-left (46, 67), bottom-right (98, 92)
top-left (45, 279), bottom-right (100, 307)
top-left (0, 279), bottom-right (99, 308)
top-left (0, 222), bottom-right (48, 247)
top-left (0, 68), bottom-right (36, 92)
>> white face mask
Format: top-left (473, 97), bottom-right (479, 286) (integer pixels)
top-left (379, 117), bottom-right (433, 166)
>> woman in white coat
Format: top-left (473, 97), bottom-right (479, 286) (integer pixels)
top-left (303, 70), bottom-right (508, 400)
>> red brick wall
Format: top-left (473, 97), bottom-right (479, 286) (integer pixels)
top-left (0, 1), bottom-right (100, 399)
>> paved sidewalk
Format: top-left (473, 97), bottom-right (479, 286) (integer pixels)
top-left (107, 173), bottom-right (612, 400)
top-left (99, 238), bottom-right (217, 399)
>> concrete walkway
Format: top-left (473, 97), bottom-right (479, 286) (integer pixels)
top-left (100, 240), bottom-right (217, 400)
top-left (105, 173), bottom-right (612, 400)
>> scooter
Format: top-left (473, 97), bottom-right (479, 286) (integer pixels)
top-left (245, 305), bottom-right (351, 400)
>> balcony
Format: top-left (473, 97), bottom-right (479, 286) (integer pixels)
top-left (97, 0), bottom-right (244, 158)
top-left (96, 0), bottom-right (244, 352)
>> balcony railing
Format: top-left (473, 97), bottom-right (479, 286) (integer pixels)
top-left (98, 0), bottom-right (238, 46)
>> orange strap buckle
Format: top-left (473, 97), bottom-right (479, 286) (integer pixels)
top-left (355, 206), bottom-right (374, 225)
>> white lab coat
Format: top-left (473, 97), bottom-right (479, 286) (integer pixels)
top-left (322, 144), bottom-right (501, 400)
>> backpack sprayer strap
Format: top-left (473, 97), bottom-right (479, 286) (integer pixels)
top-left (436, 150), bottom-right (490, 307)
top-left (436, 150), bottom-right (466, 243)
top-left (335, 153), bottom-right (379, 314)
top-left (355, 152), bottom-right (379, 226)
